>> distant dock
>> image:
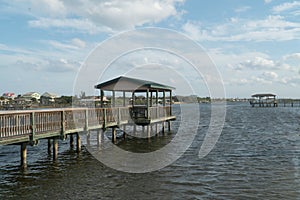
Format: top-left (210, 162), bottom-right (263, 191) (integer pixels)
top-left (250, 93), bottom-right (300, 107)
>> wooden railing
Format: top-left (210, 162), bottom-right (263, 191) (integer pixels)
top-left (0, 106), bottom-right (172, 145)
top-left (149, 106), bottom-right (171, 119)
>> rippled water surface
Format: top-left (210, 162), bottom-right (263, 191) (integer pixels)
top-left (1, 103), bottom-right (300, 199)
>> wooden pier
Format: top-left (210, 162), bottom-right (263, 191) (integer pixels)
top-left (0, 76), bottom-right (176, 168)
top-left (250, 93), bottom-right (300, 107)
top-left (0, 106), bottom-right (175, 167)
top-left (250, 93), bottom-right (278, 107)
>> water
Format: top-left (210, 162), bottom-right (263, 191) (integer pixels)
top-left (1, 103), bottom-right (300, 199)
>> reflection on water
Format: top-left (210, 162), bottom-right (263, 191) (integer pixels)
top-left (1, 103), bottom-right (300, 199)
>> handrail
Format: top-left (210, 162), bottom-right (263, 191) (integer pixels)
top-left (0, 106), bottom-right (173, 145)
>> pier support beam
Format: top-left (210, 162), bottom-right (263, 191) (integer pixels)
top-left (20, 143), bottom-right (27, 169)
top-left (133, 124), bottom-right (137, 136)
top-left (147, 125), bottom-right (151, 140)
top-left (70, 134), bottom-right (74, 149)
top-left (47, 138), bottom-right (52, 154)
top-left (123, 125), bottom-right (127, 139)
top-left (76, 133), bottom-right (81, 153)
top-left (97, 129), bottom-right (102, 146)
top-left (86, 131), bottom-right (90, 146)
top-left (112, 128), bottom-right (117, 143)
top-left (53, 137), bottom-right (58, 161)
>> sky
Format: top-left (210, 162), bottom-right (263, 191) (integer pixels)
top-left (1, 0), bottom-right (300, 98)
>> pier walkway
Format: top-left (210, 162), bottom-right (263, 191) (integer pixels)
top-left (0, 106), bottom-right (174, 146)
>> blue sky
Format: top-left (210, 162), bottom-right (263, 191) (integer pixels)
top-left (1, 0), bottom-right (300, 98)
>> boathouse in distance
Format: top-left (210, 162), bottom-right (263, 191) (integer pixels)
top-left (250, 93), bottom-right (278, 107)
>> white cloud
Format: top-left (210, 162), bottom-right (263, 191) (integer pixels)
top-left (15, 58), bottom-right (79, 73)
top-left (182, 15), bottom-right (300, 42)
top-left (29, 0), bottom-right (66, 17)
top-left (181, 21), bottom-right (211, 41)
top-left (24, 0), bottom-right (185, 33)
top-left (236, 57), bottom-right (279, 70)
top-left (284, 52), bottom-right (300, 60)
top-left (264, 0), bottom-right (272, 4)
top-left (45, 38), bottom-right (86, 51)
top-left (71, 38), bottom-right (86, 49)
top-left (272, 1), bottom-right (300, 13)
top-left (234, 56), bottom-right (293, 72)
top-left (262, 71), bottom-right (278, 79)
top-left (235, 6), bottom-right (251, 13)
top-left (28, 18), bottom-right (112, 34)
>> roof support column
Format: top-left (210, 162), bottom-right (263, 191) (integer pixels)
top-left (170, 90), bottom-right (172, 116)
top-left (132, 92), bottom-right (135, 107)
top-left (163, 90), bottom-right (166, 106)
top-left (123, 91), bottom-right (126, 107)
top-left (146, 89), bottom-right (150, 119)
top-left (112, 91), bottom-right (115, 107)
top-left (100, 90), bottom-right (104, 108)
top-left (150, 91), bottom-right (153, 107)
top-left (156, 90), bottom-right (158, 105)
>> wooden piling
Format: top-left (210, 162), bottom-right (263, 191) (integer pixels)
top-left (76, 133), bottom-right (81, 153)
top-left (147, 125), bottom-right (150, 138)
top-left (133, 124), bottom-right (137, 136)
top-left (97, 129), bottom-right (102, 146)
top-left (53, 137), bottom-right (58, 161)
top-left (162, 122), bottom-right (165, 134)
top-left (142, 126), bottom-right (145, 136)
top-left (70, 134), bottom-right (74, 149)
top-left (20, 143), bottom-right (27, 169)
top-left (86, 131), bottom-right (90, 146)
top-left (47, 138), bottom-right (52, 154)
top-left (112, 128), bottom-right (116, 143)
top-left (123, 125), bottom-right (126, 139)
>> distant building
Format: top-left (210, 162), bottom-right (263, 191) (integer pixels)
top-left (2, 92), bottom-right (16, 99)
top-left (0, 98), bottom-right (10, 106)
top-left (40, 92), bottom-right (59, 105)
top-left (22, 92), bottom-right (41, 102)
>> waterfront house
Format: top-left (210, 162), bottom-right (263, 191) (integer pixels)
top-left (2, 92), bottom-right (16, 99)
top-left (40, 92), bottom-right (59, 105)
top-left (22, 92), bottom-right (41, 102)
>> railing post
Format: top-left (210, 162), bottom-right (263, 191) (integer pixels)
top-left (85, 109), bottom-right (89, 132)
top-left (170, 90), bottom-right (172, 116)
top-left (103, 108), bottom-right (107, 129)
top-left (118, 107), bottom-right (121, 126)
top-left (30, 112), bottom-right (36, 144)
top-left (60, 110), bottom-right (66, 139)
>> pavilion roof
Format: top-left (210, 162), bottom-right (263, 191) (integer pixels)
top-left (251, 93), bottom-right (276, 98)
top-left (95, 76), bottom-right (175, 92)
